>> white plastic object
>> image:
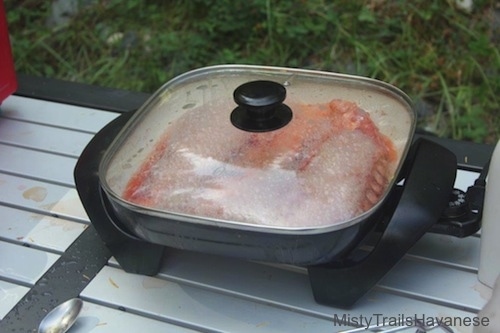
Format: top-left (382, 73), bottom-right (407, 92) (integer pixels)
top-left (478, 140), bottom-right (500, 288)
top-left (474, 275), bottom-right (500, 333)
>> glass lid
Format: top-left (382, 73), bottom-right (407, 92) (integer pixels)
top-left (100, 65), bottom-right (415, 230)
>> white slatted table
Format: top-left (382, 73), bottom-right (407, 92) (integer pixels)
top-left (0, 94), bottom-right (492, 332)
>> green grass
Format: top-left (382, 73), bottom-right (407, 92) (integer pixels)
top-left (5, 0), bottom-right (500, 143)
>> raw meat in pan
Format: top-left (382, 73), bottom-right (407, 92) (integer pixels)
top-left (123, 99), bottom-right (397, 228)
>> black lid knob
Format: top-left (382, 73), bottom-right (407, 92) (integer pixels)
top-left (230, 80), bottom-right (292, 132)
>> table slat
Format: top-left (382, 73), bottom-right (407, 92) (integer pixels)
top-left (71, 302), bottom-right (200, 333)
top-left (82, 266), bottom-right (349, 333)
top-left (0, 144), bottom-right (76, 187)
top-left (1, 96), bottom-right (118, 133)
top-left (0, 281), bottom-right (30, 321)
top-left (0, 241), bottom-right (59, 285)
top-left (0, 118), bottom-right (94, 157)
top-left (0, 205), bottom-right (86, 252)
top-left (406, 233), bottom-right (480, 272)
top-left (378, 259), bottom-right (485, 312)
top-left (0, 173), bottom-right (88, 223)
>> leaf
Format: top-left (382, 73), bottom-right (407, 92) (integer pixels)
top-left (357, 7), bottom-right (376, 23)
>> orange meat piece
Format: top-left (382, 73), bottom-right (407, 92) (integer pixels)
top-left (123, 99), bottom-right (397, 227)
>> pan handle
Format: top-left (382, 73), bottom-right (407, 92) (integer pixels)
top-left (308, 138), bottom-right (457, 308)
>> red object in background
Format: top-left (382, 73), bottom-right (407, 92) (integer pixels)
top-left (0, 0), bottom-right (17, 103)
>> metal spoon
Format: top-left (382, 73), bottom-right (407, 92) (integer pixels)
top-left (38, 298), bottom-right (83, 333)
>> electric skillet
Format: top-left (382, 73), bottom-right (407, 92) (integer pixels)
top-left (74, 65), bottom-right (482, 307)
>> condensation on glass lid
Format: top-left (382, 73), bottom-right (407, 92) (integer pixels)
top-left (122, 98), bottom-right (398, 228)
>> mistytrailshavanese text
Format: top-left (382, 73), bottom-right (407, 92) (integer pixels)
top-left (333, 313), bottom-right (490, 329)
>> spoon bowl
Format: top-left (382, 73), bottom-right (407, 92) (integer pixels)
top-left (38, 298), bottom-right (83, 333)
